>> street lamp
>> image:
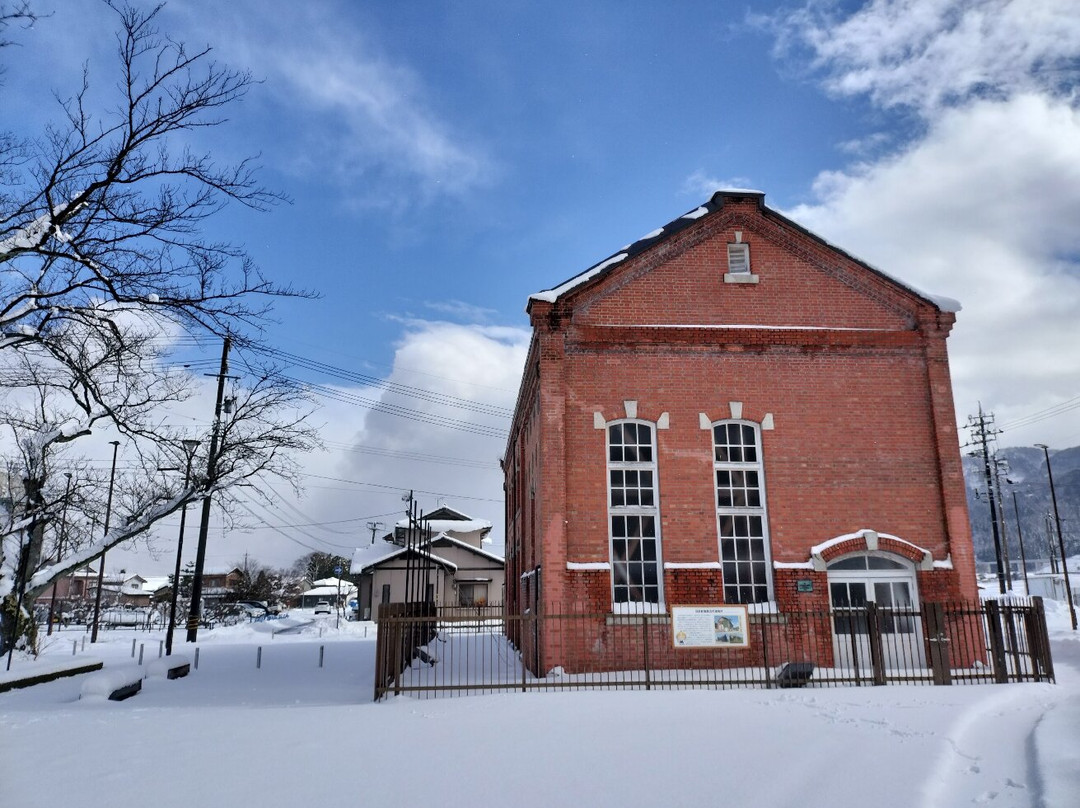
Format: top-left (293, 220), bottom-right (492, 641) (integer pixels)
top-left (165, 439), bottom-right (200, 656)
top-left (90, 440), bottom-right (121, 644)
top-left (1035, 443), bottom-right (1076, 631)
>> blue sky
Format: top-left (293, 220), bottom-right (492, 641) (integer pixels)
top-left (6, 1), bottom-right (1080, 572)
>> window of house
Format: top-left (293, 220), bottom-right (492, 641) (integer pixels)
top-left (458, 582), bottom-right (488, 607)
top-left (727, 243), bottom-right (750, 274)
top-left (607, 420), bottom-right (663, 608)
top-left (381, 583), bottom-right (390, 605)
top-left (713, 421), bottom-right (772, 603)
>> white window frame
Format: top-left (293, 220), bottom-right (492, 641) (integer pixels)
top-left (827, 552), bottom-right (920, 635)
top-left (606, 419), bottom-right (664, 610)
top-left (713, 419), bottom-right (773, 603)
top-left (727, 242), bottom-right (750, 274)
top-left (724, 242), bottom-right (758, 284)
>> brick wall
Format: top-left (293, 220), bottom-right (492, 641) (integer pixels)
top-left (505, 192), bottom-right (979, 673)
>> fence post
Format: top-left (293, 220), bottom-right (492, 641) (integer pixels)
top-left (1002, 602), bottom-right (1023, 677)
top-left (257, 646), bottom-right (262, 669)
top-left (984, 600), bottom-right (1008, 683)
top-left (642, 614), bottom-right (651, 691)
top-left (925, 602), bottom-right (952, 685)
top-left (761, 615), bottom-right (771, 689)
top-left (373, 604), bottom-right (384, 701)
top-left (1030, 597), bottom-right (1055, 682)
top-left (521, 613), bottom-right (528, 693)
top-left (847, 613), bottom-right (862, 686)
top-left (867, 602), bottom-right (886, 686)
top-left (319, 645), bottom-right (325, 668)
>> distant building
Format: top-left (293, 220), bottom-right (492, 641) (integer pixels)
top-left (351, 506), bottom-right (504, 619)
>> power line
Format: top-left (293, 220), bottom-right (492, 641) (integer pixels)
top-left (997, 394), bottom-right (1080, 434)
top-left (300, 472), bottom-right (503, 504)
top-left (242, 344), bottom-right (514, 417)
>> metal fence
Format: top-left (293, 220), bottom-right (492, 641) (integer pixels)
top-left (373, 597), bottom-right (1054, 700)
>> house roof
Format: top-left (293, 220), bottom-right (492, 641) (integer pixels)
top-left (394, 504), bottom-right (493, 536)
top-left (429, 534), bottom-right (505, 565)
top-left (396, 518), bottom-right (493, 535)
top-left (527, 189), bottom-right (961, 314)
top-left (302, 583), bottom-right (358, 598)
top-left (311, 577), bottom-right (351, 589)
top-left (350, 530), bottom-right (505, 574)
top-left (350, 542), bottom-right (459, 575)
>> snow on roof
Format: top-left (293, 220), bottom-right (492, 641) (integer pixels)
top-left (809, 529), bottom-right (934, 567)
top-left (527, 189), bottom-right (960, 314)
top-left (350, 542), bottom-right (458, 574)
top-left (303, 584), bottom-right (357, 598)
top-left (350, 542), bottom-right (404, 573)
top-left (312, 577), bottom-right (351, 589)
top-left (394, 517), bottom-right (493, 534)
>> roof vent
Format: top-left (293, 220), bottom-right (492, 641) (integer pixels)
top-left (727, 243), bottom-right (750, 274)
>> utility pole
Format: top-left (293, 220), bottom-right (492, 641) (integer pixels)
top-left (91, 441), bottom-right (121, 643)
top-left (46, 473), bottom-right (74, 636)
top-left (1011, 490), bottom-right (1030, 595)
top-left (187, 336), bottom-right (231, 643)
top-left (165, 439), bottom-right (199, 656)
top-left (1046, 513), bottom-right (1059, 574)
top-left (1036, 444), bottom-right (1076, 630)
top-left (366, 521), bottom-right (383, 545)
top-left (991, 455), bottom-right (1013, 590)
top-left (967, 406), bottom-right (1006, 594)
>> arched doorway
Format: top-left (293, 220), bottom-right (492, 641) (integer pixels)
top-left (828, 552), bottom-right (925, 670)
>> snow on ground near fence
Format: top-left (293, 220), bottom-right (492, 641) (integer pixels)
top-left (1, 606), bottom-right (1079, 808)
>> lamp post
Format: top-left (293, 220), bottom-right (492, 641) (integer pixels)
top-left (165, 439), bottom-right (200, 656)
top-left (1035, 443), bottom-right (1076, 630)
top-left (90, 440), bottom-right (121, 644)
top-left (46, 473), bottom-right (74, 636)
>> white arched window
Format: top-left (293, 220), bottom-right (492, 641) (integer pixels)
top-left (713, 420), bottom-right (772, 603)
top-left (607, 420), bottom-right (663, 608)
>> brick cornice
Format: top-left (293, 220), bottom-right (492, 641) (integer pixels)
top-left (570, 324), bottom-right (923, 350)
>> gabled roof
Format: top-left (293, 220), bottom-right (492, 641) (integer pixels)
top-left (350, 541), bottom-right (458, 575)
top-left (428, 533), bottom-right (506, 565)
top-left (424, 505), bottom-right (473, 521)
top-left (527, 189), bottom-right (960, 314)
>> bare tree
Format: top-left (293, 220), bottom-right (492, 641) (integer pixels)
top-left (0, 3), bottom-right (317, 654)
top-left (0, 3), bottom-right (38, 51)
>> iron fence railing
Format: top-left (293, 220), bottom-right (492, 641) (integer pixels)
top-left (373, 597), bottom-right (1054, 700)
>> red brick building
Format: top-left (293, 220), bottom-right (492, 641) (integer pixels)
top-left (504, 189), bottom-right (978, 674)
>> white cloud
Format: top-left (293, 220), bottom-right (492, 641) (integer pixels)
top-left (773, 0), bottom-right (1080, 115)
top-left (169, 2), bottom-right (494, 205)
top-left (787, 95), bottom-right (1080, 447)
top-left (113, 321), bottom-right (528, 574)
top-left (423, 299), bottom-right (499, 323)
top-left (762, 1), bottom-right (1080, 448)
top-left (681, 171), bottom-right (758, 199)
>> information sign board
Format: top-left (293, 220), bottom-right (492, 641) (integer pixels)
top-left (671, 605), bottom-right (750, 648)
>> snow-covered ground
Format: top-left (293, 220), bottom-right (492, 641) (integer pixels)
top-left (2, 605), bottom-right (1078, 808)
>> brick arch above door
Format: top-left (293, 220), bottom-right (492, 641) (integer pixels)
top-left (808, 529), bottom-right (935, 571)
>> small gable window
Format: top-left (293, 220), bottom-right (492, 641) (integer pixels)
top-left (727, 243), bottom-right (750, 274)
top-left (724, 242), bottom-right (758, 284)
